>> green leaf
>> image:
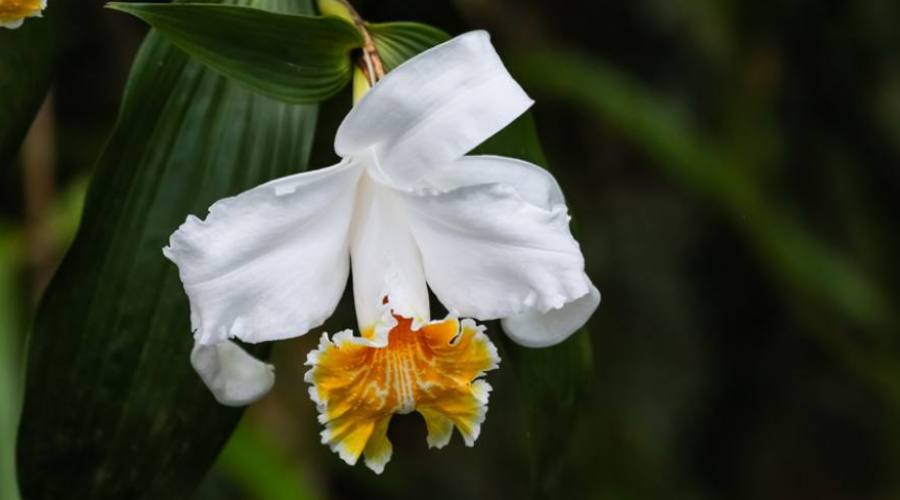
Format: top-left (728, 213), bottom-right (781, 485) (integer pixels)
top-left (107, 2), bottom-right (363, 104)
top-left (16, 0), bottom-right (321, 498)
top-left (475, 114), bottom-right (594, 499)
top-left (367, 22), bottom-right (449, 71)
top-left (506, 330), bottom-right (593, 499)
top-left (0, 9), bottom-right (57, 167)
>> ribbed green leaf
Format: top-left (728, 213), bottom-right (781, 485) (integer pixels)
top-left (0, 9), bottom-right (57, 167)
top-left (107, 2), bottom-right (363, 104)
top-left (367, 22), bottom-right (449, 71)
top-left (16, 0), bottom-right (321, 498)
top-left (475, 114), bottom-right (595, 499)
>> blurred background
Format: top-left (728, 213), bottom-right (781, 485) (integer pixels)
top-left (3, 0), bottom-right (900, 499)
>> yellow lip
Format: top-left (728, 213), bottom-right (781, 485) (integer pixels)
top-left (0, 0), bottom-right (44, 27)
top-left (306, 311), bottom-right (499, 473)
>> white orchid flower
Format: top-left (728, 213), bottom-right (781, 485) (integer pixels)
top-left (0, 0), bottom-right (46, 29)
top-left (164, 31), bottom-right (599, 472)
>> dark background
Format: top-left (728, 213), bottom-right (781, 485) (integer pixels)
top-left (3, 1), bottom-right (900, 499)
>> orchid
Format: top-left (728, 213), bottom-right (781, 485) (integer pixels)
top-left (164, 31), bottom-right (599, 472)
top-left (0, 0), bottom-right (46, 28)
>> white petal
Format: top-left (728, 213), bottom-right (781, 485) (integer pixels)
top-left (424, 155), bottom-right (566, 209)
top-left (335, 31), bottom-right (533, 185)
top-left (350, 176), bottom-right (429, 329)
top-left (164, 160), bottom-right (363, 346)
top-left (399, 178), bottom-right (592, 322)
top-left (501, 284), bottom-right (600, 347)
top-left (191, 340), bottom-right (274, 406)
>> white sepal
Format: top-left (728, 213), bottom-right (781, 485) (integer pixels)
top-left (190, 340), bottom-right (274, 406)
top-left (400, 177), bottom-right (590, 323)
top-left (164, 160), bottom-right (363, 346)
top-left (501, 283), bottom-right (600, 347)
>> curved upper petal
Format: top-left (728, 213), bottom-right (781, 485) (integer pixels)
top-left (164, 160), bottom-right (363, 345)
top-left (501, 284), bottom-right (600, 347)
top-left (397, 162), bottom-right (594, 326)
top-left (335, 31), bottom-right (533, 186)
top-left (350, 176), bottom-right (429, 330)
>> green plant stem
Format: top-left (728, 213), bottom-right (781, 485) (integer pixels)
top-left (317, 0), bottom-right (384, 85)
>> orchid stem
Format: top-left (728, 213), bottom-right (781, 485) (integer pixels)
top-left (318, 0), bottom-right (385, 86)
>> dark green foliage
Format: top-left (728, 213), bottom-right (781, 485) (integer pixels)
top-left (367, 22), bottom-right (449, 70)
top-left (16, 0), bottom-right (320, 498)
top-left (10, 1), bottom-right (899, 499)
top-left (108, 2), bottom-right (362, 104)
